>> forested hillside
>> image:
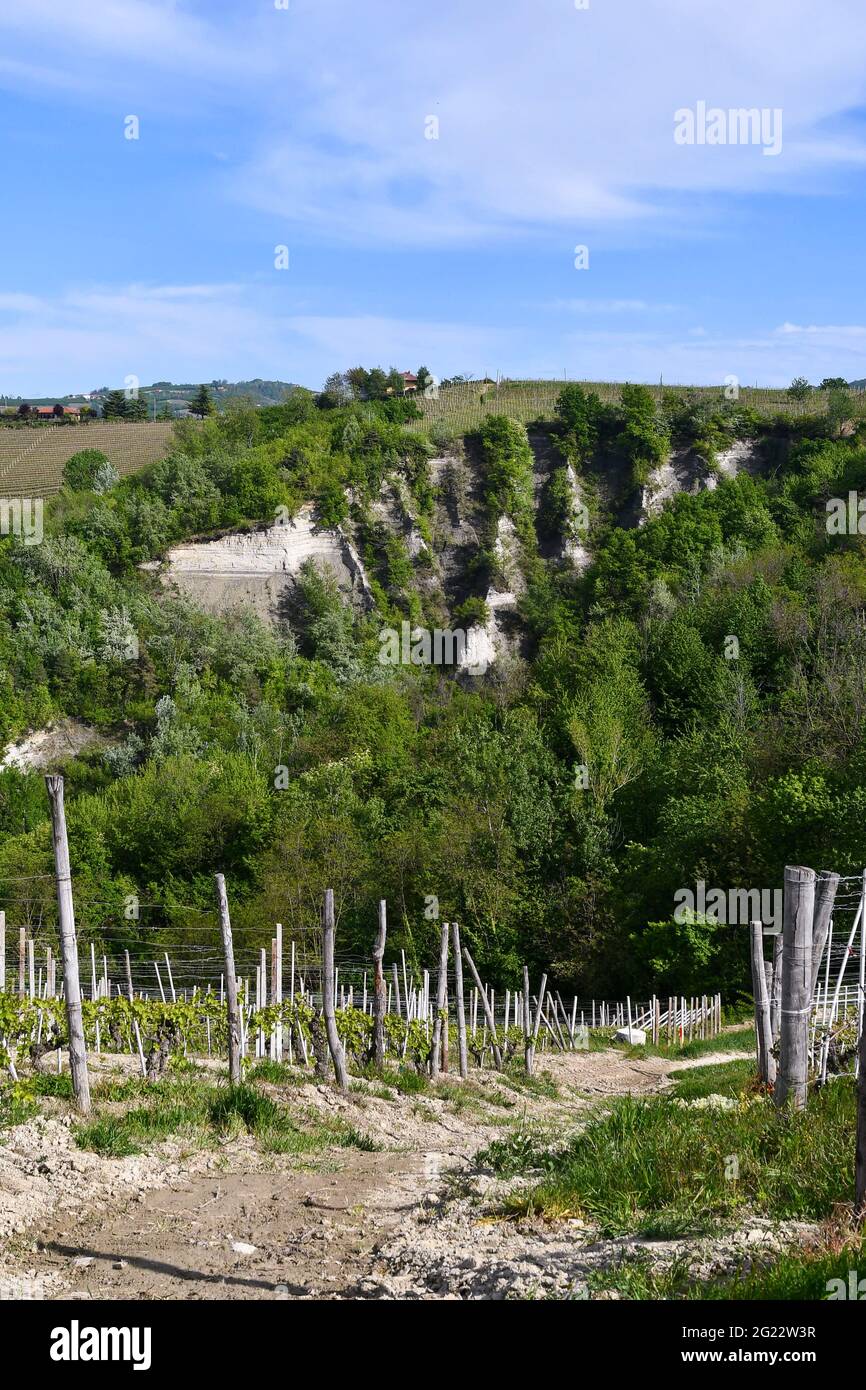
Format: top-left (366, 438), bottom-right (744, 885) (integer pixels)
top-left (2, 383), bottom-right (865, 1001)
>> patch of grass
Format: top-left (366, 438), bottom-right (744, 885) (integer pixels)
top-left (586, 1236), bottom-right (866, 1302)
top-left (500, 1067), bottom-right (559, 1099)
top-left (500, 1082), bottom-right (856, 1237)
top-left (75, 1116), bottom-right (141, 1157)
top-left (92, 1075), bottom-right (153, 1103)
top-left (31, 1072), bottom-right (74, 1098)
top-left (477, 1127), bottom-right (553, 1177)
top-left (74, 1079), bottom-right (342, 1158)
top-left (247, 1060), bottom-right (308, 1087)
top-left (668, 1058), bottom-right (756, 1102)
top-left (338, 1125), bottom-right (379, 1152)
top-left (610, 1026), bottom-right (756, 1062)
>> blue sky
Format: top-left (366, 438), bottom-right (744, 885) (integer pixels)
top-left (2, 0), bottom-right (866, 394)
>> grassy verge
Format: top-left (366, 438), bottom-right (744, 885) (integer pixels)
top-left (496, 1081), bottom-right (855, 1237)
top-left (75, 1078), bottom-right (376, 1157)
top-left (592, 1025), bottom-right (756, 1061)
top-left (587, 1235), bottom-right (866, 1301)
top-left (667, 1058), bottom-right (756, 1101)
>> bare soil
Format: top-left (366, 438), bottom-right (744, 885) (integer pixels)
top-left (0, 1045), bottom-right (764, 1301)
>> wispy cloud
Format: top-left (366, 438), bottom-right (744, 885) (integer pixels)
top-left (2, 2), bottom-right (866, 246)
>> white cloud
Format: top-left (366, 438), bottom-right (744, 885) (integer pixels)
top-left (0, 284), bottom-right (508, 394)
top-left (1, 1), bottom-right (866, 245)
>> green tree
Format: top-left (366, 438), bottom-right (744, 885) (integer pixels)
top-left (190, 384), bottom-right (215, 418)
top-left (101, 390), bottom-right (127, 419)
top-left (788, 376), bottom-right (812, 401)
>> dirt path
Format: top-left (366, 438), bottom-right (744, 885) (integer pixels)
top-left (0, 1046), bottom-right (755, 1301)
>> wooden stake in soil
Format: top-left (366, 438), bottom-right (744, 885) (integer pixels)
top-left (0, 910), bottom-right (4, 993)
top-left (124, 950), bottom-right (134, 1003)
top-left (321, 889), bottom-right (348, 1091)
top-left (776, 865), bottom-right (816, 1111)
top-left (372, 899), bottom-right (387, 1072)
top-left (45, 775), bottom-right (90, 1114)
top-left (451, 922), bottom-right (468, 1078)
top-left (430, 921), bottom-right (449, 1077)
top-left (810, 872), bottom-right (840, 997)
top-left (750, 921), bottom-right (776, 1087)
top-left (214, 872), bottom-right (241, 1085)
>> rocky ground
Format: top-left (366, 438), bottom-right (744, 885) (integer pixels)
top-left (0, 1043), bottom-right (790, 1301)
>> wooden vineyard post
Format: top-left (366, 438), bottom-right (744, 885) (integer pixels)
top-left (215, 872), bottom-right (241, 1085)
top-left (45, 775), bottom-right (90, 1114)
top-left (769, 933), bottom-right (783, 1043)
top-left (523, 965), bottom-right (533, 1074)
top-left (430, 921), bottom-right (449, 1077)
top-left (749, 921), bottom-right (775, 1086)
top-left (810, 872), bottom-right (840, 997)
top-left (372, 899), bottom-right (387, 1072)
top-left (776, 865), bottom-right (816, 1111)
top-left (462, 948), bottom-right (503, 1069)
top-left (321, 889), bottom-right (348, 1092)
top-left (0, 909), bottom-right (4, 993)
top-left (451, 923), bottom-right (468, 1078)
top-left (124, 950), bottom-right (134, 1003)
top-left (527, 973), bottom-right (548, 1077)
top-left (18, 927), bottom-right (25, 995)
top-left (274, 922), bottom-right (283, 1062)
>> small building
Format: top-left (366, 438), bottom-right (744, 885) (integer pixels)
top-left (401, 371), bottom-right (419, 394)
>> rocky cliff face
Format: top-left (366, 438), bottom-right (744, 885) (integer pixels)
top-left (152, 432), bottom-right (764, 669)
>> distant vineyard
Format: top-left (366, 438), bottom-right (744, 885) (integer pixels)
top-left (0, 421), bottom-right (176, 498)
top-left (413, 378), bottom-right (866, 435)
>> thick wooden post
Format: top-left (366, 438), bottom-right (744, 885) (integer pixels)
top-left (215, 873), bottom-right (241, 1084)
top-left (372, 899), bottom-right (387, 1071)
top-left (124, 950), bottom-right (134, 1003)
top-left (45, 775), bottom-right (90, 1113)
top-left (18, 927), bottom-right (25, 995)
top-left (776, 866), bottom-right (816, 1111)
top-left (0, 909), bottom-right (5, 993)
top-left (810, 872), bottom-right (839, 997)
top-left (321, 889), bottom-right (348, 1091)
top-left (750, 921), bottom-right (776, 1086)
top-left (430, 921), bottom-right (449, 1077)
top-left (451, 922), bottom-right (468, 1078)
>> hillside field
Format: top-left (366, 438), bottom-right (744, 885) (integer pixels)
top-left (413, 378), bottom-right (866, 434)
top-left (0, 421), bottom-right (176, 498)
